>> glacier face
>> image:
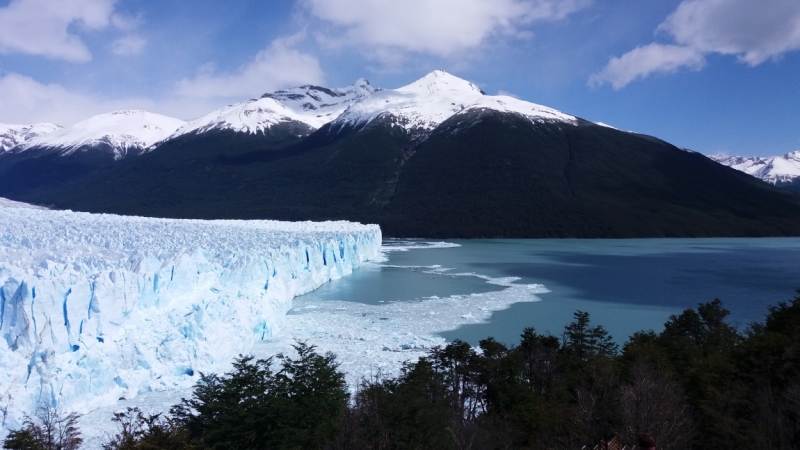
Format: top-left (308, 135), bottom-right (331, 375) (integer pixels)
top-left (0, 203), bottom-right (381, 437)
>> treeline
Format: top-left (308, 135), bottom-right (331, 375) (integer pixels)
top-left (5, 295), bottom-right (800, 450)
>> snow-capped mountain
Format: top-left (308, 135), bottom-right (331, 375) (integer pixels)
top-left (163, 79), bottom-right (377, 142)
top-left (12, 110), bottom-right (186, 159)
top-left (330, 70), bottom-right (577, 138)
top-left (710, 152), bottom-right (800, 184)
top-left (0, 123), bottom-right (62, 152)
top-left (263, 78), bottom-right (377, 126)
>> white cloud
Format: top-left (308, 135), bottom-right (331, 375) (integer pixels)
top-left (589, 44), bottom-right (706, 90)
top-left (0, 33), bottom-right (326, 126)
top-left (300, 0), bottom-right (591, 60)
top-left (592, 0), bottom-right (800, 88)
top-left (0, 0), bottom-right (120, 62)
top-left (0, 72), bottom-right (136, 125)
top-left (176, 36), bottom-right (325, 99)
top-left (660, 0), bottom-right (800, 66)
top-left (0, 72), bottom-right (228, 126)
top-left (111, 35), bottom-right (146, 56)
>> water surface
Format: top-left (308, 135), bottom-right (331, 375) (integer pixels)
top-left (298, 238), bottom-right (800, 346)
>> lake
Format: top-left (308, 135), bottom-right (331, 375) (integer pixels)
top-left (296, 238), bottom-right (800, 346)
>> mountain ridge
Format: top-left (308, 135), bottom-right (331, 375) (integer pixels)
top-left (0, 123), bottom-right (62, 152)
top-left (13, 110), bottom-right (186, 159)
top-left (710, 151), bottom-right (800, 186)
top-left (2, 71), bottom-right (800, 238)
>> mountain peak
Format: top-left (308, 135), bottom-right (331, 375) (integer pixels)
top-left (399, 70), bottom-right (485, 96)
top-left (0, 122), bottom-right (62, 152)
top-left (15, 110), bottom-right (185, 159)
top-left (332, 71), bottom-right (574, 138)
top-left (170, 81), bottom-right (379, 140)
top-left (108, 109), bottom-right (147, 116)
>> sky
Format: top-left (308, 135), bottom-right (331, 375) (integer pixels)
top-left (0, 0), bottom-right (798, 157)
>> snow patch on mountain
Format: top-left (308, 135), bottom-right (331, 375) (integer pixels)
top-left (13, 111), bottom-right (185, 159)
top-left (595, 122), bottom-right (618, 130)
top-left (331, 70), bottom-right (577, 138)
top-left (0, 123), bottom-right (62, 152)
top-left (263, 78), bottom-right (377, 126)
top-left (164, 80), bottom-right (377, 141)
top-left (710, 151), bottom-right (800, 184)
top-left (0, 207), bottom-right (381, 438)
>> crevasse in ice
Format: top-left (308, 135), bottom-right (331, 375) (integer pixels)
top-left (0, 203), bottom-right (381, 437)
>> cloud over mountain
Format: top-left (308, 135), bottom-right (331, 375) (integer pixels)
top-left (176, 35), bottom-right (326, 100)
top-left (300, 0), bottom-right (591, 62)
top-left (0, 0), bottom-right (134, 62)
top-left (591, 0), bottom-right (800, 89)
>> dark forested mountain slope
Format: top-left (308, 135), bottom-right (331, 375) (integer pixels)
top-left (9, 107), bottom-right (800, 238)
top-left (382, 110), bottom-right (800, 237)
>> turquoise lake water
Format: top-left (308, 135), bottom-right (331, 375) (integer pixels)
top-left (297, 238), bottom-right (800, 346)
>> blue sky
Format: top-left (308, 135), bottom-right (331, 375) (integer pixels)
top-left (0, 0), bottom-right (798, 157)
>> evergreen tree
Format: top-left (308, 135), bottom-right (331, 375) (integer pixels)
top-left (170, 342), bottom-right (347, 450)
top-left (562, 311), bottom-right (618, 362)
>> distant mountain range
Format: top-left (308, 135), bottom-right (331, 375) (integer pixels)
top-left (710, 152), bottom-right (800, 192)
top-left (2, 70), bottom-right (800, 238)
top-left (6, 110), bottom-right (185, 159)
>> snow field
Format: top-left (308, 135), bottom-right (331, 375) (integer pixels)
top-left (13, 111), bottom-right (186, 159)
top-left (165, 79), bottom-right (377, 140)
top-left (332, 70), bottom-right (576, 135)
top-left (0, 123), bottom-right (63, 152)
top-left (0, 203), bottom-right (381, 438)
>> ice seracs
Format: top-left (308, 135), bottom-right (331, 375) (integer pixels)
top-left (0, 123), bottom-right (62, 152)
top-left (711, 151), bottom-right (800, 184)
top-left (0, 204), bottom-right (381, 438)
top-left (12, 110), bottom-right (186, 160)
top-left (163, 79), bottom-right (378, 141)
top-left (331, 70), bottom-right (577, 138)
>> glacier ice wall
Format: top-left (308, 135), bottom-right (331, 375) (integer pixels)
top-left (0, 205), bottom-right (381, 435)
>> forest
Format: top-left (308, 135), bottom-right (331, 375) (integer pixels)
top-left (4, 294), bottom-right (799, 450)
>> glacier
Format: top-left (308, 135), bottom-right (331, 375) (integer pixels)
top-left (0, 202), bottom-right (381, 438)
